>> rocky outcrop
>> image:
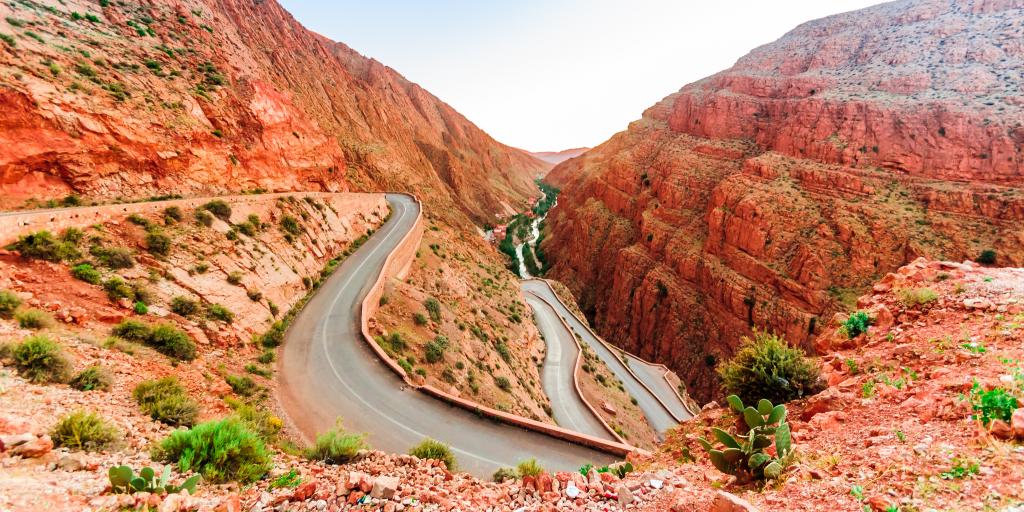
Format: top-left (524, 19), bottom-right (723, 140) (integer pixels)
top-left (543, 0), bottom-right (1024, 401)
top-left (0, 0), bottom-right (547, 221)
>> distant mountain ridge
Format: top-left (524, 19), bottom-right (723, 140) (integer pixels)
top-left (529, 148), bottom-right (590, 165)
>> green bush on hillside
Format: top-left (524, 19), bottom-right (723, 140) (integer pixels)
top-left (7, 231), bottom-right (80, 261)
top-left (304, 425), bottom-right (367, 464)
top-left (718, 330), bottom-right (822, 405)
top-left (154, 418), bottom-right (271, 483)
top-left (51, 410), bottom-right (119, 451)
top-left (0, 289), bottom-right (22, 317)
top-left (70, 366), bottom-right (113, 391)
top-left (842, 311), bottom-right (872, 338)
top-left (15, 308), bottom-right (53, 329)
top-left (200, 200), bottom-right (232, 221)
top-left (409, 438), bottom-right (457, 471)
top-left (13, 335), bottom-right (71, 384)
top-left (133, 377), bottom-right (199, 427)
top-left (71, 263), bottom-right (102, 284)
top-left (112, 320), bottom-right (196, 360)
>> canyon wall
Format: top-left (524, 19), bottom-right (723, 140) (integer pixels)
top-left (543, 0), bottom-right (1024, 402)
top-left (0, 0), bottom-right (547, 222)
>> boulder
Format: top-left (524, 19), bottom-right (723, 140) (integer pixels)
top-left (1012, 408), bottom-right (1024, 439)
top-left (711, 491), bottom-right (759, 512)
top-left (616, 484), bottom-right (634, 507)
top-left (10, 435), bottom-right (52, 458)
top-left (989, 419), bottom-right (1013, 440)
top-left (370, 476), bottom-right (398, 500)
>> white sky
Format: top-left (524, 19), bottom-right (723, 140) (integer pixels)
top-left (279, 0), bottom-right (882, 152)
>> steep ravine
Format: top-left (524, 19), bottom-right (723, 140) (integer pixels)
top-left (542, 0), bottom-right (1024, 403)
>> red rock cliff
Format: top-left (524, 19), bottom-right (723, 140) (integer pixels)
top-left (0, 0), bottom-right (547, 221)
top-left (543, 0), bottom-right (1024, 402)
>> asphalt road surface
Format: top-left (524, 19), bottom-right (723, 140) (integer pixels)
top-left (621, 354), bottom-right (693, 420)
top-left (520, 280), bottom-right (683, 435)
top-left (524, 292), bottom-right (615, 441)
top-left (278, 194), bottom-right (617, 477)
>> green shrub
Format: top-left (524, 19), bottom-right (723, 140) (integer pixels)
top-left (245, 364), bottom-right (271, 378)
top-left (258, 322), bottom-right (286, 348)
top-left (195, 210), bottom-right (214, 227)
top-left (226, 374), bottom-right (257, 396)
top-left (163, 206), bottom-right (183, 223)
top-left (70, 365), bottom-right (112, 391)
top-left (94, 247), bottom-right (135, 269)
top-left (16, 308), bottom-right (53, 329)
top-left (698, 395), bottom-right (793, 482)
top-left (134, 301), bottom-right (148, 315)
top-left (235, 221), bottom-right (257, 237)
top-left (71, 263), bottom-right (102, 284)
top-left (976, 249), bottom-right (997, 265)
top-left (424, 297), bottom-right (442, 322)
top-left (206, 303), bottom-right (234, 323)
top-left (51, 410), bottom-right (119, 451)
top-left (170, 296), bottom-right (199, 316)
top-left (970, 381), bottom-right (1018, 425)
top-left (379, 332), bottom-right (407, 356)
top-left (495, 376), bottom-right (511, 391)
top-left (154, 418), bottom-right (271, 483)
top-left (113, 321), bottom-right (195, 360)
top-left (413, 312), bottom-right (428, 326)
top-left (0, 289), bottom-right (22, 317)
top-left (60, 227), bottom-right (84, 244)
top-left (147, 398), bottom-right (199, 427)
top-left (200, 200), bottom-right (232, 221)
top-left (280, 215), bottom-right (303, 236)
top-left (304, 425), bottom-right (367, 464)
top-left (516, 458), bottom-right (543, 478)
top-left (226, 271), bottom-right (243, 286)
top-left (145, 231), bottom-right (172, 256)
top-left (13, 335), bottom-right (70, 383)
top-left (425, 335), bottom-right (449, 364)
top-left (103, 277), bottom-right (135, 301)
top-left (148, 324), bottom-right (196, 360)
top-left (133, 377), bottom-right (198, 426)
top-left (127, 214), bottom-right (150, 228)
top-left (111, 319), bottom-right (151, 341)
top-left (492, 467), bottom-right (517, 482)
top-left (842, 311), bottom-right (871, 338)
top-left (897, 287), bottom-right (938, 307)
top-left (257, 350), bottom-right (275, 364)
top-left (717, 330), bottom-right (821, 405)
top-left (228, 402), bottom-right (282, 443)
top-left (409, 438), bottom-right (457, 470)
top-left (7, 231), bottom-right (80, 261)
top-left (247, 290), bottom-right (263, 302)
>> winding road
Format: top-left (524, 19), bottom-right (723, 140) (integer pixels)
top-left (525, 293), bottom-right (614, 441)
top-left (521, 280), bottom-right (691, 435)
top-left (278, 194), bottom-right (616, 477)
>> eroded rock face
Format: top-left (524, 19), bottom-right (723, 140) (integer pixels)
top-left (0, 0), bottom-right (546, 222)
top-left (543, 0), bottom-right (1024, 401)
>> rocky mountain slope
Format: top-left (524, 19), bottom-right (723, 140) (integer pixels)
top-left (0, 0), bottom-right (548, 222)
top-left (542, 0), bottom-right (1024, 402)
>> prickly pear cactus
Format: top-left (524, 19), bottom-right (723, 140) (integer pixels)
top-left (698, 395), bottom-right (794, 482)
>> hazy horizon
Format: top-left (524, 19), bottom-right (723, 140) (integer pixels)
top-left (279, 0), bottom-right (881, 152)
